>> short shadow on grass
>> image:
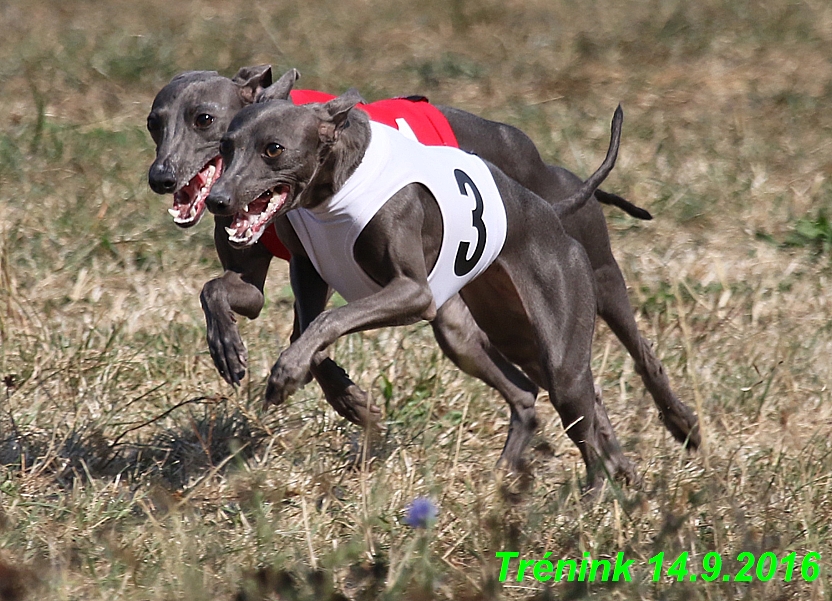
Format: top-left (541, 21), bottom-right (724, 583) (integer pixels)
top-left (0, 424), bottom-right (127, 489)
top-left (0, 400), bottom-right (269, 490)
top-left (124, 403), bottom-right (269, 489)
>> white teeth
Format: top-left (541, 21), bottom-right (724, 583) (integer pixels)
top-left (244, 204), bottom-right (249, 213)
top-left (226, 223), bottom-right (266, 247)
top-left (190, 206), bottom-right (197, 218)
top-left (168, 208), bottom-right (179, 218)
top-left (228, 230), bottom-right (249, 244)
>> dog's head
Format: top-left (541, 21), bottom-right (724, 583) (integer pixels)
top-left (146, 66), bottom-right (300, 228)
top-left (206, 89), bottom-right (367, 247)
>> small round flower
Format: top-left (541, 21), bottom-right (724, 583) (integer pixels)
top-left (404, 497), bottom-right (438, 529)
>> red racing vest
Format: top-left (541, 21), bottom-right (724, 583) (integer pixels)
top-left (259, 91), bottom-right (459, 260)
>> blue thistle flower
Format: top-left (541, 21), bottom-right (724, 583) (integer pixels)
top-left (404, 497), bottom-right (438, 529)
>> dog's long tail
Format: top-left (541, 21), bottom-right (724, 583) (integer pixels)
top-left (595, 189), bottom-right (653, 220)
top-left (555, 105), bottom-right (623, 219)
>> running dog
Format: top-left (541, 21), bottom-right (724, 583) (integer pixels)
top-left (146, 67), bottom-right (698, 450)
top-left (204, 90), bottom-right (634, 485)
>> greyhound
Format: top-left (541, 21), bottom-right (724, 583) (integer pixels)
top-left (146, 66), bottom-right (699, 449)
top-left (204, 88), bottom-right (637, 485)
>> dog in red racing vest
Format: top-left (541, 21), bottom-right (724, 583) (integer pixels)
top-left (146, 66), bottom-right (698, 454)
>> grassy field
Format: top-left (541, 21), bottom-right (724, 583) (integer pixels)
top-left (1, 0), bottom-right (831, 598)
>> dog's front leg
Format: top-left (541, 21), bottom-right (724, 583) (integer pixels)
top-left (283, 252), bottom-right (380, 425)
top-left (265, 276), bottom-right (434, 407)
top-left (270, 216), bottom-right (380, 424)
top-left (267, 193), bottom-right (436, 406)
top-left (201, 216), bottom-right (272, 385)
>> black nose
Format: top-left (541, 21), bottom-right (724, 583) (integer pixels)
top-left (148, 162), bottom-right (177, 194)
top-left (206, 189), bottom-right (233, 215)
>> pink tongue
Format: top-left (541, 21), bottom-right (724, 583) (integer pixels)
top-left (173, 180), bottom-right (198, 209)
top-left (172, 158), bottom-right (219, 210)
top-left (248, 195), bottom-right (271, 215)
top-left (228, 186), bottom-right (289, 240)
top-left (237, 192), bottom-right (273, 227)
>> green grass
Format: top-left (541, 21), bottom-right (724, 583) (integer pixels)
top-left (1, 0), bottom-right (832, 599)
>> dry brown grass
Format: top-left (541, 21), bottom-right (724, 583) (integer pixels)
top-left (1, 0), bottom-right (831, 598)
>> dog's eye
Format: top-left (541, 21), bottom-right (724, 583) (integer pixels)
top-left (194, 113), bottom-right (214, 129)
top-left (146, 114), bottom-right (161, 133)
top-left (264, 142), bottom-right (284, 159)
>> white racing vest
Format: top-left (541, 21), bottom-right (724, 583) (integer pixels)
top-left (287, 121), bottom-right (507, 309)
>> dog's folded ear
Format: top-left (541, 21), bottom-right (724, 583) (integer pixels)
top-left (257, 68), bottom-right (301, 103)
top-left (232, 65), bottom-right (273, 104)
top-left (318, 88), bottom-right (365, 145)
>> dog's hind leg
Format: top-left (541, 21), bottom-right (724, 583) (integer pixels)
top-left (549, 365), bottom-right (631, 491)
top-left (442, 106), bottom-right (695, 449)
top-left (497, 229), bottom-right (632, 490)
top-left (431, 295), bottom-right (538, 470)
top-left (498, 152), bottom-right (699, 450)
top-left (592, 383), bottom-right (638, 485)
top-left (541, 319), bottom-right (633, 490)
top-left (594, 262), bottom-right (700, 449)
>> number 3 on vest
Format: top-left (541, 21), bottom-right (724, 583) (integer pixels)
top-left (453, 169), bottom-right (488, 277)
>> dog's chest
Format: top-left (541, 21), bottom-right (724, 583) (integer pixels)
top-left (287, 122), bottom-right (507, 308)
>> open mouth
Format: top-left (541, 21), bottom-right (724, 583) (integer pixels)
top-left (225, 184), bottom-right (291, 246)
top-left (168, 156), bottom-right (223, 228)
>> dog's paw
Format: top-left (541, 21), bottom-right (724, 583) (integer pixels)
top-left (264, 353), bottom-right (308, 407)
top-left (313, 357), bottom-right (381, 427)
top-left (264, 378), bottom-right (294, 407)
top-left (660, 405), bottom-right (701, 451)
top-left (206, 314), bottom-right (247, 386)
top-left (324, 384), bottom-right (382, 428)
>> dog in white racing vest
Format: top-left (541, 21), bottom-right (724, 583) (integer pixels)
top-left (206, 88), bottom-right (635, 489)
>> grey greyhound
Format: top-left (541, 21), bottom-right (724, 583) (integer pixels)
top-left (204, 88), bottom-right (634, 485)
top-left (147, 66), bottom-right (699, 450)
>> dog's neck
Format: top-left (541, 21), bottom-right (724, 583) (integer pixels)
top-left (301, 113), bottom-right (371, 209)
